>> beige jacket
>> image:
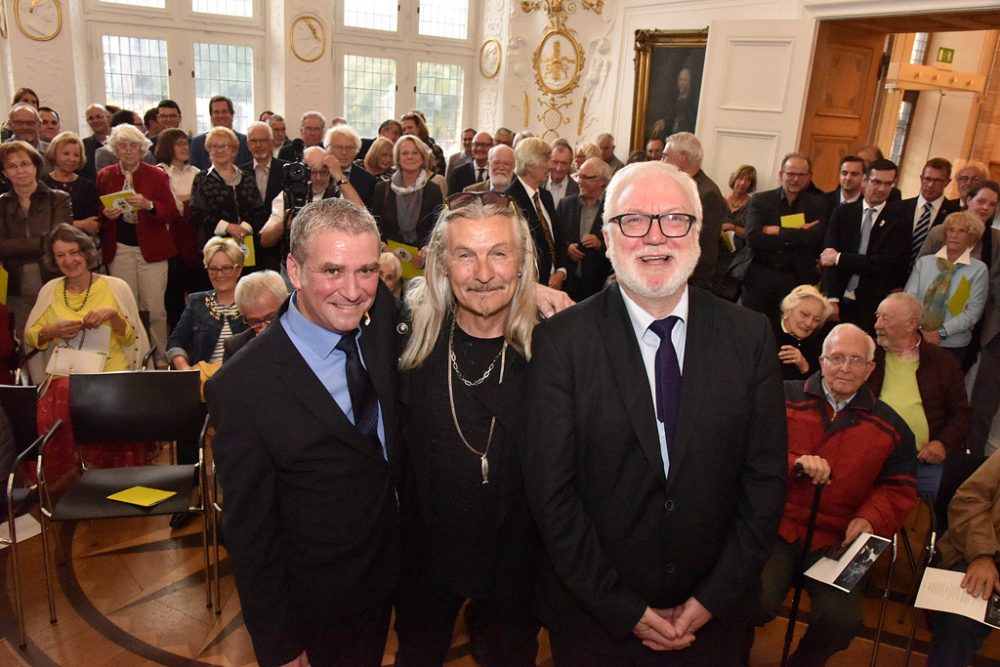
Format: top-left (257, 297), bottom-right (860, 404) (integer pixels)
top-left (938, 450), bottom-right (1000, 568)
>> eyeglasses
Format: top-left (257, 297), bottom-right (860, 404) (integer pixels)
top-left (329, 144), bottom-right (356, 153)
top-left (820, 354), bottom-right (870, 369)
top-left (445, 191), bottom-right (513, 209)
top-left (578, 174), bottom-right (603, 181)
top-left (957, 175), bottom-right (982, 184)
top-left (206, 144), bottom-right (234, 151)
top-left (9, 119), bottom-right (39, 127)
top-left (781, 172), bottom-right (810, 179)
top-left (866, 177), bottom-right (895, 188)
top-left (920, 176), bottom-right (948, 184)
top-left (207, 263), bottom-right (241, 275)
top-left (608, 213), bottom-right (697, 238)
top-left (246, 314), bottom-right (276, 329)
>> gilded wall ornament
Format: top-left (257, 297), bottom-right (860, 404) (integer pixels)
top-left (479, 38), bottom-right (502, 79)
top-left (533, 28), bottom-right (584, 95)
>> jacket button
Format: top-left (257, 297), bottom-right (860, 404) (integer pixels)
top-left (664, 499), bottom-right (674, 511)
top-left (665, 562), bottom-right (676, 574)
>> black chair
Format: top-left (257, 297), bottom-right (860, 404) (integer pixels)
top-left (0, 384), bottom-right (61, 648)
top-left (36, 370), bottom-right (212, 619)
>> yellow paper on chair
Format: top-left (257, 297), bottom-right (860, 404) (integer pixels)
top-left (948, 276), bottom-right (971, 316)
top-left (780, 213), bottom-right (806, 229)
top-left (0, 265), bottom-right (8, 305)
top-left (242, 236), bottom-right (256, 268)
top-left (387, 240), bottom-right (425, 280)
top-left (107, 486), bottom-right (177, 508)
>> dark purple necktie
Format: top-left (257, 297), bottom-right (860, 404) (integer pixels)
top-left (335, 329), bottom-right (382, 456)
top-left (649, 316), bottom-right (682, 449)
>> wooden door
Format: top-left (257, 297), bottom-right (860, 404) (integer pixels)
top-left (798, 23), bottom-right (888, 191)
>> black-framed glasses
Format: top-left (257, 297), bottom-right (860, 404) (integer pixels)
top-left (820, 354), bottom-right (870, 369)
top-left (608, 213), bottom-right (697, 238)
top-left (445, 191), bottom-right (513, 210)
top-left (207, 263), bottom-right (241, 275)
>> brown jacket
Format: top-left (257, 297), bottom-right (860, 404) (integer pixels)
top-left (938, 451), bottom-right (1000, 568)
top-left (866, 342), bottom-right (970, 451)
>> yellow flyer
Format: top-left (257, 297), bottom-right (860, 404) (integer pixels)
top-left (242, 235), bottom-right (256, 268)
top-left (947, 276), bottom-right (971, 316)
top-left (0, 265), bottom-right (8, 305)
top-left (387, 240), bottom-right (424, 280)
top-left (780, 213), bottom-right (806, 229)
top-left (99, 189), bottom-right (137, 214)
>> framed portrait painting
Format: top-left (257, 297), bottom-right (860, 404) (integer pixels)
top-left (630, 29), bottom-right (708, 151)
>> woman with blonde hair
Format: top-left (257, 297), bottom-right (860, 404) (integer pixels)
top-left (43, 131), bottom-right (101, 240)
top-left (776, 284), bottom-right (833, 379)
top-left (360, 136), bottom-right (396, 181)
top-left (371, 135), bottom-right (444, 248)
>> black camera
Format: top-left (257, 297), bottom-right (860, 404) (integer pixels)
top-left (283, 160), bottom-right (309, 209)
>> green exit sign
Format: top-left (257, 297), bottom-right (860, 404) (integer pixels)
top-left (937, 47), bottom-right (955, 64)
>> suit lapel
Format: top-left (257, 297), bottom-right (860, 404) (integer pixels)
top-left (665, 288), bottom-right (717, 491)
top-left (599, 286), bottom-right (667, 486)
top-left (266, 302), bottom-right (386, 462)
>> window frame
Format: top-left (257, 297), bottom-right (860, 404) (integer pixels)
top-left (336, 0), bottom-right (477, 50)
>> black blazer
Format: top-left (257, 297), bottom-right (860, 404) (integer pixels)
top-left (371, 179), bottom-right (444, 248)
top-left (349, 166), bottom-right (378, 210)
top-left (81, 134), bottom-right (103, 181)
top-left (820, 199), bottom-right (910, 332)
top-left (521, 285), bottom-right (788, 655)
top-left (506, 176), bottom-right (565, 283)
top-left (898, 196), bottom-right (961, 248)
top-left (206, 286), bottom-right (401, 666)
top-left (556, 193), bottom-right (610, 301)
top-left (240, 157), bottom-right (287, 208)
top-left (447, 160), bottom-right (485, 195)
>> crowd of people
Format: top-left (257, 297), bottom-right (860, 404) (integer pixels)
top-left (4, 83), bottom-right (1000, 667)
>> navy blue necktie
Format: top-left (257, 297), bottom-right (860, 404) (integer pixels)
top-left (335, 330), bottom-right (382, 456)
top-left (649, 316), bottom-right (682, 450)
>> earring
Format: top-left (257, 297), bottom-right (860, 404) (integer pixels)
top-left (517, 271), bottom-right (523, 277)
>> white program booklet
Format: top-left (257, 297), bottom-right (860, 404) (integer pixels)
top-left (805, 532), bottom-right (891, 592)
top-left (915, 566), bottom-right (1000, 629)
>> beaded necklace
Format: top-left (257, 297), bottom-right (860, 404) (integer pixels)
top-left (63, 273), bottom-right (94, 313)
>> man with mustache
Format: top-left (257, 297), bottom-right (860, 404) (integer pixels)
top-left (521, 161), bottom-right (787, 664)
top-left (393, 191), bottom-right (542, 666)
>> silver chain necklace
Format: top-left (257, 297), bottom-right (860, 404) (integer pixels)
top-left (447, 321), bottom-right (507, 484)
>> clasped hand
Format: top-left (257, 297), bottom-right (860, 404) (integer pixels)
top-left (632, 598), bottom-right (711, 651)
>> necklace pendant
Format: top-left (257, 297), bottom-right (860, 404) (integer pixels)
top-left (481, 454), bottom-right (490, 485)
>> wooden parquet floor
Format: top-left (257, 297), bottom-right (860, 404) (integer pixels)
top-left (3, 507), bottom-right (1000, 666)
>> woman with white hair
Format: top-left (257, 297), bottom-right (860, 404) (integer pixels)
top-left (906, 210), bottom-right (988, 368)
top-left (371, 135), bottom-right (444, 248)
top-left (96, 122), bottom-right (180, 364)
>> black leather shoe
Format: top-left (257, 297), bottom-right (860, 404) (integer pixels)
top-left (169, 511), bottom-right (195, 529)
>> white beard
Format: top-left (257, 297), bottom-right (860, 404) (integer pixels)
top-left (606, 231), bottom-right (700, 300)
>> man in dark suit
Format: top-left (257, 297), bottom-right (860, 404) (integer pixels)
top-left (522, 161), bottom-right (788, 664)
top-left (557, 156), bottom-right (611, 301)
top-left (899, 157), bottom-right (960, 271)
top-left (278, 111), bottom-right (326, 161)
top-left (81, 103), bottom-right (111, 181)
top-left (444, 126), bottom-right (475, 179)
top-left (241, 121), bottom-right (287, 272)
top-left (448, 131), bottom-right (492, 195)
top-left (663, 132), bottom-right (726, 291)
top-left (505, 138), bottom-right (568, 289)
top-left (744, 153), bottom-right (828, 328)
top-left (546, 138), bottom-right (579, 209)
top-left (823, 154), bottom-right (865, 216)
top-left (819, 158), bottom-right (909, 334)
top-left (326, 125), bottom-right (377, 209)
top-left (208, 198), bottom-right (401, 667)
top-left (189, 96), bottom-right (251, 170)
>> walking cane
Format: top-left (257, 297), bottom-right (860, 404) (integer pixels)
top-left (781, 463), bottom-right (828, 667)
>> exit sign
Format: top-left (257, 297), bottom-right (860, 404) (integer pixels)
top-left (937, 47), bottom-right (955, 64)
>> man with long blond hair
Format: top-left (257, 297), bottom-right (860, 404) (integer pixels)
top-left (394, 192), bottom-right (542, 666)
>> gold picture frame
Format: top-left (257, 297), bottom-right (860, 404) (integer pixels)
top-left (13, 0), bottom-right (62, 42)
top-left (479, 38), bottom-right (502, 79)
top-left (533, 27), bottom-right (584, 96)
top-left (289, 14), bottom-right (327, 63)
top-left (630, 29), bottom-right (708, 151)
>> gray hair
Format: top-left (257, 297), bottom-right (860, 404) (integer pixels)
top-left (246, 121), bottom-right (273, 140)
top-left (235, 270), bottom-right (288, 312)
top-left (400, 198), bottom-right (539, 370)
top-left (289, 198), bottom-right (380, 266)
top-left (514, 137), bottom-right (551, 176)
top-left (9, 102), bottom-right (39, 122)
top-left (605, 161), bottom-right (703, 229)
top-left (581, 157), bottom-right (613, 184)
top-left (393, 134), bottom-right (432, 167)
top-left (666, 132), bottom-right (703, 166)
top-left (108, 123), bottom-right (151, 154)
top-left (301, 110), bottom-right (327, 126)
top-left (822, 323), bottom-right (876, 361)
top-left (324, 124), bottom-right (361, 153)
top-left (880, 292), bottom-right (923, 329)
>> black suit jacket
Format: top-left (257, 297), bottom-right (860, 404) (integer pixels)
top-left (447, 160), bottom-right (487, 195)
top-left (556, 193), bottom-right (610, 300)
top-left (206, 287), bottom-right (401, 666)
top-left (276, 141), bottom-right (312, 162)
top-left (81, 134), bottom-right (104, 181)
top-left (221, 327), bottom-right (256, 363)
top-left (820, 199), bottom-right (910, 333)
top-left (898, 196), bottom-right (960, 256)
top-left (348, 167), bottom-right (377, 210)
top-left (371, 179), bottom-right (444, 248)
top-left (506, 176), bottom-right (566, 283)
top-left (521, 285), bottom-right (788, 655)
top-left (692, 169), bottom-right (726, 290)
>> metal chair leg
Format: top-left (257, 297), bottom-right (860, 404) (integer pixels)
top-left (38, 511), bottom-right (57, 624)
top-left (8, 500), bottom-right (27, 648)
top-left (870, 533), bottom-right (898, 666)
